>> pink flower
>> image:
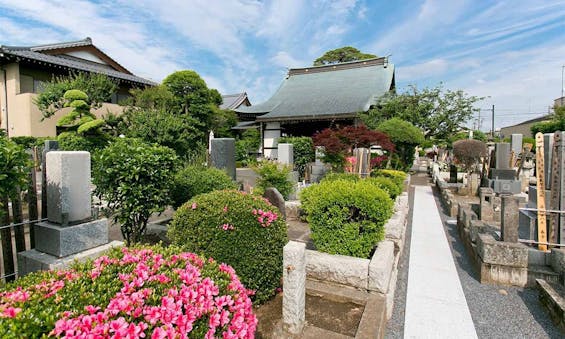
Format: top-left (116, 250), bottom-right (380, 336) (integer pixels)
top-left (223, 205), bottom-right (228, 212)
top-left (191, 202), bottom-right (198, 210)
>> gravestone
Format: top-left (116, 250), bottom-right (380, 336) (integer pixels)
top-left (449, 165), bottom-right (458, 183)
top-left (556, 132), bottom-right (565, 244)
top-left (263, 187), bottom-right (286, 220)
top-left (19, 151), bottom-right (118, 276)
top-left (282, 241), bottom-right (306, 334)
top-left (210, 138), bottom-right (236, 180)
top-left (495, 143), bottom-right (511, 169)
top-left (278, 143), bottom-right (294, 166)
top-left (487, 143), bottom-right (521, 194)
top-left (501, 195), bottom-right (520, 243)
top-left (511, 134), bottom-right (523, 161)
top-left (41, 140), bottom-right (59, 219)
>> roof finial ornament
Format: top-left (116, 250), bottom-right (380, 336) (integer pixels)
top-left (85, 37), bottom-right (92, 43)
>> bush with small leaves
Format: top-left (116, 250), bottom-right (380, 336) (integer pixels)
top-left (453, 139), bottom-right (487, 173)
top-left (300, 179), bottom-right (393, 258)
top-left (170, 165), bottom-right (238, 209)
top-left (252, 161), bottom-right (293, 199)
top-left (168, 190), bottom-right (288, 304)
top-left (371, 169), bottom-right (407, 189)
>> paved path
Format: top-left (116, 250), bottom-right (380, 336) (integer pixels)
top-left (403, 185), bottom-right (477, 338)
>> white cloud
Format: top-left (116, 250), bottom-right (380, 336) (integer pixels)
top-left (397, 59), bottom-right (449, 81)
top-left (270, 51), bottom-right (306, 68)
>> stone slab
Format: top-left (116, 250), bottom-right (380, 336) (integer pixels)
top-left (511, 134), bottom-right (523, 157)
top-left (488, 169), bottom-right (516, 180)
top-left (354, 293), bottom-right (386, 339)
top-left (263, 187), bottom-right (286, 219)
top-left (278, 143), bottom-right (294, 166)
top-left (305, 250), bottom-right (370, 290)
top-left (210, 138), bottom-right (236, 180)
top-left (46, 151), bottom-right (92, 224)
top-left (34, 218), bottom-right (109, 257)
top-left (285, 201), bottom-right (302, 221)
top-left (479, 262), bottom-right (528, 286)
top-left (476, 233), bottom-right (528, 267)
top-left (18, 240), bottom-right (123, 276)
top-left (488, 179), bottom-right (522, 194)
top-left (494, 143), bottom-right (511, 169)
top-left (368, 240), bottom-right (395, 293)
top-left (536, 279), bottom-right (565, 331)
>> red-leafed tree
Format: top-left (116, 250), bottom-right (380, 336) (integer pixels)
top-left (313, 125), bottom-right (394, 171)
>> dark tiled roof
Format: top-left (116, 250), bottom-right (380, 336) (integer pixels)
top-left (0, 38), bottom-right (156, 86)
top-left (235, 57), bottom-right (394, 122)
top-left (220, 92), bottom-right (250, 110)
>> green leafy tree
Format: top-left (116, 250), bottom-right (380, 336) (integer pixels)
top-left (0, 137), bottom-right (30, 218)
top-left (360, 84), bottom-right (483, 140)
top-left (448, 130), bottom-right (487, 146)
top-left (314, 46), bottom-right (377, 66)
top-left (453, 139), bottom-right (488, 174)
top-left (531, 106), bottom-right (565, 135)
top-left (278, 136), bottom-right (315, 179)
top-left (92, 138), bottom-right (178, 245)
top-left (34, 73), bottom-right (117, 119)
top-left (376, 118), bottom-right (424, 170)
top-left (236, 129), bottom-right (261, 166)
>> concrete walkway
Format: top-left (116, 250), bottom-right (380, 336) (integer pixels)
top-left (403, 185), bottom-right (477, 338)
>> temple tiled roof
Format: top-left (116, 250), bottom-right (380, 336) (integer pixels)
top-left (220, 92), bottom-right (250, 110)
top-left (0, 38), bottom-right (156, 86)
top-left (235, 57), bottom-right (394, 122)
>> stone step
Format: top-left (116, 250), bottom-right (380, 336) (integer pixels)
top-left (528, 265), bottom-right (561, 287)
top-left (536, 279), bottom-right (565, 331)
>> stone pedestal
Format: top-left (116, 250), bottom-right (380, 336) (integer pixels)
top-left (35, 219), bottom-right (109, 257)
top-left (283, 241), bottom-right (306, 334)
top-left (210, 138), bottom-right (236, 180)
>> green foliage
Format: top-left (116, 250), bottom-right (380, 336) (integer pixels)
top-left (448, 130), bottom-right (487, 145)
top-left (9, 136), bottom-right (49, 149)
top-left (314, 46), bottom-right (376, 66)
top-left (360, 84), bottom-right (483, 140)
top-left (367, 176), bottom-right (401, 199)
top-left (170, 165), bottom-right (238, 209)
top-left (92, 138), bottom-right (178, 245)
top-left (119, 107), bottom-right (205, 159)
top-left (531, 106), bottom-right (565, 135)
top-left (0, 137), bottom-right (30, 218)
top-left (236, 129), bottom-right (261, 167)
top-left (453, 139), bottom-right (488, 173)
top-left (278, 136), bottom-right (315, 179)
top-left (211, 109), bottom-right (238, 138)
top-left (300, 180), bottom-right (393, 258)
top-left (57, 132), bottom-right (110, 154)
top-left (77, 119), bottom-right (105, 135)
top-left (371, 169), bottom-right (407, 188)
top-left (321, 172), bottom-right (360, 183)
top-left (34, 73), bottom-right (117, 119)
top-left (0, 244), bottom-right (253, 338)
top-left (63, 89), bottom-right (89, 101)
top-left (252, 161), bottom-right (293, 198)
top-left (376, 118), bottom-right (424, 170)
top-left (168, 190), bottom-right (288, 303)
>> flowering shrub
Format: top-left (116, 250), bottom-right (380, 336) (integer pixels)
top-left (0, 245), bottom-right (257, 338)
top-left (300, 179), bottom-right (393, 258)
top-left (168, 190), bottom-right (288, 304)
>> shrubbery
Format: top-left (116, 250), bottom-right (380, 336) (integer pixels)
top-left (367, 176), bottom-right (402, 200)
top-left (93, 138), bottom-right (177, 245)
top-left (168, 190), bottom-right (288, 304)
top-left (452, 139), bottom-right (487, 173)
top-left (252, 161), bottom-right (293, 198)
top-left (0, 137), bottom-right (30, 219)
top-left (171, 165), bottom-right (238, 209)
top-left (300, 179), bottom-right (393, 258)
top-left (0, 245), bottom-right (257, 338)
top-left (372, 169), bottom-right (407, 188)
top-left (277, 136), bottom-right (315, 179)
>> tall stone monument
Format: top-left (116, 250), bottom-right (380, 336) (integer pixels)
top-left (210, 138), bottom-right (236, 180)
top-left (277, 143), bottom-right (294, 166)
top-left (487, 143), bottom-right (521, 194)
top-left (18, 151), bottom-right (119, 275)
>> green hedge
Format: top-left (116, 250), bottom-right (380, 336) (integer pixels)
top-left (170, 165), bottom-right (238, 209)
top-left (367, 176), bottom-right (401, 200)
top-left (168, 190), bottom-right (288, 304)
top-left (371, 169), bottom-right (406, 188)
top-left (300, 179), bottom-right (393, 258)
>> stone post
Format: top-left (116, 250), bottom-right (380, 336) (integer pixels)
top-left (210, 138), bottom-right (236, 180)
top-left (501, 195), bottom-right (520, 243)
top-left (511, 134), bottom-right (523, 160)
top-left (353, 148), bottom-right (371, 178)
top-left (449, 164), bottom-right (457, 183)
top-left (283, 241), bottom-right (306, 334)
top-left (278, 143), bottom-right (294, 167)
top-left (479, 187), bottom-right (494, 221)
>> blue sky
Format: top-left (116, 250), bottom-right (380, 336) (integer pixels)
top-left (0, 0), bottom-right (564, 129)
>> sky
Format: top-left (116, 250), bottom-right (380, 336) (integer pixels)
top-left (0, 0), bottom-right (564, 130)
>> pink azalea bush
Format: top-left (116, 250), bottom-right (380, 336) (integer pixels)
top-left (0, 245), bottom-right (257, 338)
top-left (168, 190), bottom-right (288, 304)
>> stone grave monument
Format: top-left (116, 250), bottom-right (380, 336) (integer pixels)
top-left (18, 151), bottom-right (121, 275)
top-left (353, 147), bottom-right (371, 178)
top-left (486, 143), bottom-right (521, 194)
top-left (210, 138), bottom-right (236, 180)
top-left (277, 143), bottom-right (293, 166)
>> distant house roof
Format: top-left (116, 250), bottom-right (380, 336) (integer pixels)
top-left (0, 37), bottom-right (156, 86)
top-left (220, 92), bottom-right (251, 110)
top-left (235, 57), bottom-right (395, 122)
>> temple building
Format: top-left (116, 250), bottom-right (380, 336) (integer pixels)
top-left (235, 57), bottom-right (395, 157)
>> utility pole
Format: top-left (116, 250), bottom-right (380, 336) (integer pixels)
top-left (561, 65), bottom-right (564, 106)
top-left (478, 109), bottom-right (481, 130)
top-left (491, 105), bottom-right (495, 139)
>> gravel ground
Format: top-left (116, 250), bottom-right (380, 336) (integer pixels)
top-left (386, 173), bottom-right (563, 338)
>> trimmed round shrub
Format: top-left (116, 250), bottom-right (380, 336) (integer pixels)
top-left (171, 165), bottom-right (238, 209)
top-left (371, 169), bottom-right (406, 188)
top-left (168, 190), bottom-right (288, 304)
top-left (300, 180), bottom-right (393, 258)
top-left (0, 245), bottom-right (257, 338)
top-left (367, 176), bottom-right (402, 199)
top-left (321, 172), bottom-right (360, 183)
